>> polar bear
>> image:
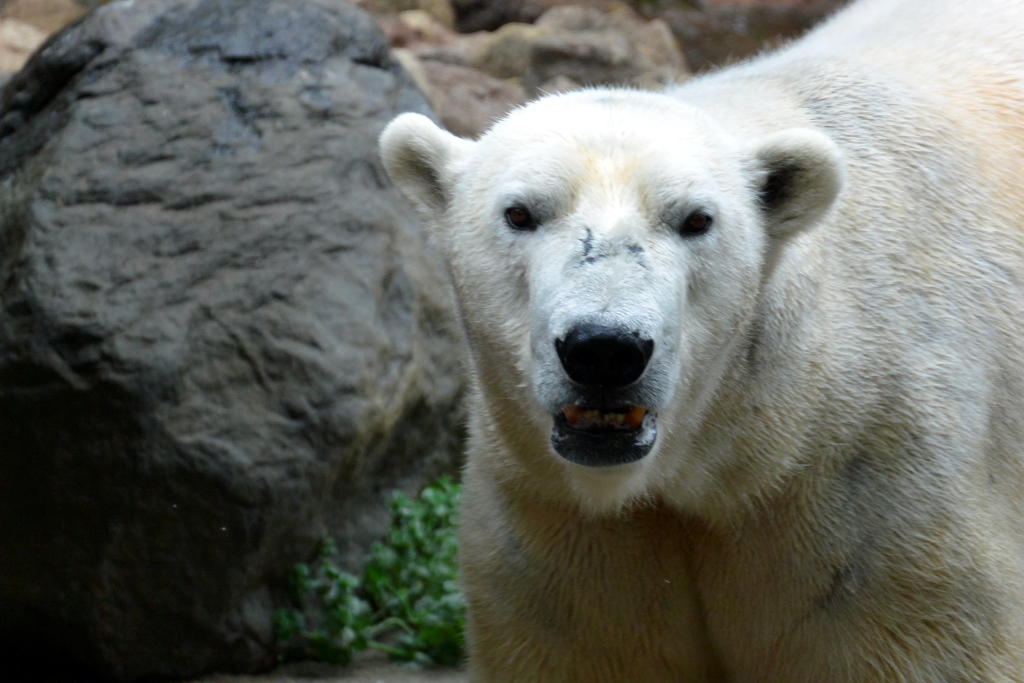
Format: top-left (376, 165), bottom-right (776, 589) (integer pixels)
top-left (380, 0), bottom-right (1024, 680)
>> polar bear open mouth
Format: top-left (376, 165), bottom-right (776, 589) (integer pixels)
top-left (551, 404), bottom-right (657, 467)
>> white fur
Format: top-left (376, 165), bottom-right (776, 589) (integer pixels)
top-left (380, 0), bottom-right (1024, 680)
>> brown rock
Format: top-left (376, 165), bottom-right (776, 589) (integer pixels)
top-left (526, 4), bottom-right (688, 94)
top-left (410, 30), bottom-right (491, 67)
top-left (418, 0), bottom-right (458, 26)
top-left (357, 0), bottom-right (457, 28)
top-left (0, 0), bottom-right (85, 34)
top-left (392, 46), bottom-right (438, 99)
top-left (644, 0), bottom-right (852, 72)
top-left (519, 0), bottom-right (620, 23)
top-left (418, 57), bottom-right (526, 137)
top-left (0, 17), bottom-right (46, 73)
top-left (381, 8), bottom-right (459, 47)
top-left (470, 22), bottom-right (545, 80)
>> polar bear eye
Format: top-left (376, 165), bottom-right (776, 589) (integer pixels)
top-left (505, 206), bottom-right (537, 231)
top-left (679, 210), bottom-right (713, 237)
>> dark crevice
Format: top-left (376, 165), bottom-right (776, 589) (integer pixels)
top-left (165, 193), bottom-right (231, 211)
top-left (51, 328), bottom-right (105, 378)
top-left (66, 187), bottom-right (164, 207)
top-left (0, 38), bottom-right (106, 141)
top-left (219, 87), bottom-right (264, 137)
top-left (352, 53), bottom-right (391, 69)
top-left (0, 29), bottom-right (109, 178)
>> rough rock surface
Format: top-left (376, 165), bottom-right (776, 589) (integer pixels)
top-left (647, 0), bottom-right (852, 72)
top-left (470, 21), bottom-right (544, 80)
top-left (387, 1), bottom-right (688, 137)
top-left (526, 4), bottom-right (687, 93)
top-left (0, 0), bottom-right (463, 680)
top-left (383, 8), bottom-right (464, 48)
top-left (356, 0), bottom-right (458, 29)
top-left (396, 51), bottom-right (526, 138)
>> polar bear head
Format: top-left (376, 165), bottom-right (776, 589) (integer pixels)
top-left (381, 90), bottom-right (843, 511)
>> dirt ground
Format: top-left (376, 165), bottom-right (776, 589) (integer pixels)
top-left (192, 653), bottom-right (469, 683)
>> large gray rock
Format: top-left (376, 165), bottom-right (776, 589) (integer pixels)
top-left (0, 0), bottom-right (463, 680)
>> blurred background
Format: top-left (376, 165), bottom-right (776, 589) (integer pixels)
top-left (0, 0), bottom-right (847, 681)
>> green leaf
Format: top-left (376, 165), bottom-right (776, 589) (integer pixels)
top-left (273, 476), bottom-right (465, 668)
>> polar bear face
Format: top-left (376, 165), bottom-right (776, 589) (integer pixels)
top-left (381, 90), bottom-right (843, 511)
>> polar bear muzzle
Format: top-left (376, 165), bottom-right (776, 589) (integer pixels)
top-left (551, 403), bottom-right (657, 467)
top-left (548, 323), bottom-right (658, 466)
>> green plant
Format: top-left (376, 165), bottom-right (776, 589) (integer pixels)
top-left (274, 476), bottom-right (464, 668)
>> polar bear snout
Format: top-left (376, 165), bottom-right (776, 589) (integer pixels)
top-left (555, 324), bottom-right (654, 390)
top-left (546, 322), bottom-right (661, 467)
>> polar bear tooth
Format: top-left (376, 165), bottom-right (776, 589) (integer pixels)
top-left (563, 404), bottom-right (648, 430)
top-left (626, 405), bottom-right (647, 429)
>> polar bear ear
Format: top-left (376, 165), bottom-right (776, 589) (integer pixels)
top-left (747, 128), bottom-right (845, 238)
top-left (379, 113), bottom-right (472, 217)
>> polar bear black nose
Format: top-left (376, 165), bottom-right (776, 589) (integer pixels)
top-left (556, 324), bottom-right (654, 389)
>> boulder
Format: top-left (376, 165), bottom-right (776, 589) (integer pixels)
top-left (470, 21), bottom-right (544, 80)
top-left (382, 8), bottom-right (462, 49)
top-left (404, 29), bottom-right (492, 69)
top-left (646, 0), bottom-right (852, 72)
top-left (418, 57), bottom-right (526, 137)
top-left (416, 3), bottom-right (689, 100)
top-left (357, 0), bottom-right (457, 29)
top-left (526, 4), bottom-right (688, 94)
top-left (393, 49), bottom-right (525, 139)
top-left (0, 0), bottom-right (463, 680)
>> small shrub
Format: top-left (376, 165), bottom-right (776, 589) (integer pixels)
top-left (274, 476), bottom-right (464, 668)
